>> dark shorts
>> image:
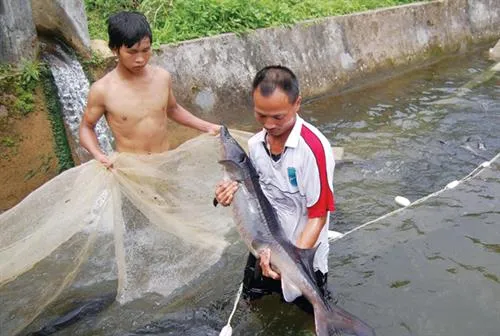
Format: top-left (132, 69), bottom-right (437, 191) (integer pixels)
top-left (242, 253), bottom-right (329, 314)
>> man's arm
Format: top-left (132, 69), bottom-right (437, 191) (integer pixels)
top-left (79, 82), bottom-right (112, 167)
top-left (166, 75), bottom-right (220, 134)
top-left (296, 216), bottom-right (328, 248)
top-left (259, 215), bottom-right (328, 280)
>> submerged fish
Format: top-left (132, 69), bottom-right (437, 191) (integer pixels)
top-left (28, 293), bottom-right (115, 335)
top-left (218, 126), bottom-right (375, 336)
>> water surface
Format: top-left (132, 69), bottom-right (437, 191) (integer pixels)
top-left (23, 45), bottom-right (500, 336)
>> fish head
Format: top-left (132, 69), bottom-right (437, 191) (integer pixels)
top-left (218, 125), bottom-right (252, 181)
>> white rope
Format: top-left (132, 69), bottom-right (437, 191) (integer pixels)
top-left (219, 283), bottom-right (243, 336)
top-left (330, 153), bottom-right (499, 242)
top-left (219, 153), bottom-right (499, 334)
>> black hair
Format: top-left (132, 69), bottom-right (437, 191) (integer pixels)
top-left (252, 65), bottom-right (300, 104)
top-left (107, 11), bottom-right (152, 50)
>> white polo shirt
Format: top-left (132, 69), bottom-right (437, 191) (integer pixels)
top-left (248, 115), bottom-right (335, 274)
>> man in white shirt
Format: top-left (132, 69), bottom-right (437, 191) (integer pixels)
top-left (215, 66), bottom-right (335, 310)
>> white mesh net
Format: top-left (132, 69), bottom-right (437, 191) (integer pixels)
top-left (0, 130), bottom-right (251, 335)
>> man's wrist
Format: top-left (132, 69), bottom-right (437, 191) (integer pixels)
top-left (92, 150), bottom-right (107, 160)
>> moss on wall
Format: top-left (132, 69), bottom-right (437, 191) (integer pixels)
top-left (41, 68), bottom-right (75, 172)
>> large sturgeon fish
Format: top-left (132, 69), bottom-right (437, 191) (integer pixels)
top-left (218, 126), bottom-right (375, 336)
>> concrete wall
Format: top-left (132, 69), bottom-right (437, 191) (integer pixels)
top-left (152, 0), bottom-right (500, 121)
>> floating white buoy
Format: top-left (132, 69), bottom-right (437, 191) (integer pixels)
top-left (394, 196), bottom-right (411, 207)
top-left (481, 161), bottom-right (491, 168)
top-left (328, 230), bottom-right (344, 241)
top-left (445, 180), bottom-right (460, 189)
top-left (219, 325), bottom-right (232, 336)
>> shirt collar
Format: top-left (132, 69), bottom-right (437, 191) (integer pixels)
top-left (255, 115), bottom-right (304, 149)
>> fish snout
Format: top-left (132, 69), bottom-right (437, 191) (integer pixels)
top-left (220, 125), bottom-right (230, 138)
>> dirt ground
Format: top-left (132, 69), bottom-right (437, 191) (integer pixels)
top-left (0, 88), bottom-right (59, 212)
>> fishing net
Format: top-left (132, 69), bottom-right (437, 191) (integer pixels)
top-left (0, 130), bottom-right (251, 335)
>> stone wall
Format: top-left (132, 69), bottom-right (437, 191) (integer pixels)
top-left (32, 0), bottom-right (91, 56)
top-left (0, 0), bottom-right (37, 63)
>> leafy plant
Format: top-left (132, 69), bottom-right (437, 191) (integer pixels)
top-left (13, 92), bottom-right (34, 115)
top-left (1, 136), bottom-right (16, 148)
top-left (20, 59), bottom-right (43, 90)
top-left (0, 60), bottom-right (42, 116)
top-left (0, 63), bottom-right (18, 91)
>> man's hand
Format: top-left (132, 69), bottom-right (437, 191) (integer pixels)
top-left (259, 248), bottom-right (280, 280)
top-left (214, 180), bottom-right (238, 206)
top-left (206, 123), bottom-right (221, 136)
top-left (95, 153), bottom-right (113, 169)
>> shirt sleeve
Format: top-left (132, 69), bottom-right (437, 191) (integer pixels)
top-left (298, 134), bottom-right (335, 218)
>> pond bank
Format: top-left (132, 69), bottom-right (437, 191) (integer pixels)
top-left (151, 0), bottom-right (500, 122)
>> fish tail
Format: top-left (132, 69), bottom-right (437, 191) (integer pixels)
top-left (314, 303), bottom-right (376, 336)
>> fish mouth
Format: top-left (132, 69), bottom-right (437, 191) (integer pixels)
top-left (217, 125), bottom-right (247, 181)
top-left (218, 124), bottom-right (237, 158)
top-left (220, 125), bottom-right (231, 139)
top-left (218, 125), bottom-right (229, 159)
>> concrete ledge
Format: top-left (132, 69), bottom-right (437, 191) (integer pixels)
top-left (152, 0), bottom-right (500, 121)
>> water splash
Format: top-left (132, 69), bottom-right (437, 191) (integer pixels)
top-left (42, 44), bottom-right (114, 159)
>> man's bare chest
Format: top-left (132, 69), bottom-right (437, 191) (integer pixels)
top-left (105, 83), bottom-right (168, 120)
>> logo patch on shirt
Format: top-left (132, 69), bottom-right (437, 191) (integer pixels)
top-left (287, 167), bottom-right (297, 187)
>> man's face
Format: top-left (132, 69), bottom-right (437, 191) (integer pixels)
top-left (253, 88), bottom-right (300, 138)
top-left (116, 37), bottom-right (152, 73)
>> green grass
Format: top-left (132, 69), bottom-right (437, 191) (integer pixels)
top-left (85, 0), bottom-right (427, 46)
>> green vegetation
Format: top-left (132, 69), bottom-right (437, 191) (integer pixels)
top-left (1, 136), bottom-right (16, 148)
top-left (0, 60), bottom-right (43, 158)
top-left (79, 51), bottom-right (108, 83)
top-left (0, 60), bottom-right (42, 116)
top-left (85, 0), bottom-right (427, 45)
top-left (20, 59), bottom-right (43, 88)
top-left (40, 67), bottom-right (75, 172)
top-left (0, 60), bottom-right (74, 171)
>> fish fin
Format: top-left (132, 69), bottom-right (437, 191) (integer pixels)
top-left (219, 160), bottom-right (238, 166)
top-left (285, 241), bottom-right (319, 285)
top-left (314, 302), bottom-right (376, 336)
top-left (218, 159), bottom-right (245, 180)
top-left (281, 275), bottom-right (302, 302)
top-left (218, 159), bottom-right (240, 168)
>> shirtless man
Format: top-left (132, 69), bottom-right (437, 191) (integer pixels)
top-left (80, 11), bottom-right (219, 165)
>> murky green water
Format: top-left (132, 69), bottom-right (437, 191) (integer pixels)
top-left (22, 45), bottom-right (499, 336)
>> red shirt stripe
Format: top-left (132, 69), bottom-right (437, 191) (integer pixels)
top-left (300, 125), bottom-right (335, 218)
